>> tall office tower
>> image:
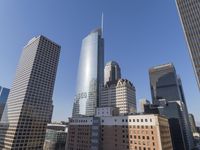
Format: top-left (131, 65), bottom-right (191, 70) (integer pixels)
top-left (176, 0), bottom-right (200, 90)
top-left (67, 114), bottom-right (173, 150)
top-left (104, 61), bottom-right (121, 85)
top-left (0, 86), bottom-right (10, 120)
top-left (139, 98), bottom-right (150, 113)
top-left (101, 79), bottom-right (136, 114)
top-left (0, 35), bottom-right (60, 149)
top-left (149, 63), bottom-right (184, 104)
top-left (188, 114), bottom-right (197, 133)
top-left (72, 28), bottom-right (104, 117)
top-left (149, 63), bottom-right (194, 150)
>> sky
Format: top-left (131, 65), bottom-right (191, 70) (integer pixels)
top-left (0, 0), bottom-right (199, 125)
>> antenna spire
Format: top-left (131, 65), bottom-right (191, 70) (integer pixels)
top-left (101, 12), bottom-right (104, 37)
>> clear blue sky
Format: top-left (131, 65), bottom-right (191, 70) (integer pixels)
top-left (0, 0), bottom-right (199, 125)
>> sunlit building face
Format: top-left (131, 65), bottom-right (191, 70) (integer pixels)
top-left (176, 0), bottom-right (200, 90)
top-left (73, 28), bottom-right (104, 117)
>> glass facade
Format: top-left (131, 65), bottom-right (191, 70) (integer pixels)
top-left (0, 87), bottom-right (10, 120)
top-left (73, 28), bottom-right (104, 117)
top-left (0, 87), bottom-right (10, 104)
top-left (149, 63), bottom-right (183, 104)
top-left (44, 129), bottom-right (67, 150)
top-left (149, 63), bottom-right (194, 149)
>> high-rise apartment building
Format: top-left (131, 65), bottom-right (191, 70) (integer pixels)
top-left (72, 28), bottom-right (104, 117)
top-left (0, 35), bottom-right (60, 149)
top-left (0, 86), bottom-right (10, 120)
top-left (176, 0), bottom-right (200, 90)
top-left (101, 79), bottom-right (136, 114)
top-left (104, 61), bottom-right (121, 85)
top-left (149, 63), bottom-right (184, 104)
top-left (67, 114), bottom-right (173, 150)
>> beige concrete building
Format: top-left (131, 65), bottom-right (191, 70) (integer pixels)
top-left (176, 0), bottom-right (200, 90)
top-left (101, 79), bottom-right (136, 114)
top-left (67, 114), bottom-right (173, 150)
top-left (0, 36), bottom-right (60, 149)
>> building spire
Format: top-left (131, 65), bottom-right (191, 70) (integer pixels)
top-left (101, 12), bottom-right (104, 37)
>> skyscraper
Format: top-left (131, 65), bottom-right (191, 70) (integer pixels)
top-left (149, 63), bottom-right (194, 150)
top-left (104, 61), bottom-right (121, 85)
top-left (0, 35), bottom-right (60, 149)
top-left (101, 79), bottom-right (136, 114)
top-left (149, 63), bottom-right (184, 104)
top-left (0, 86), bottom-right (10, 120)
top-left (72, 28), bottom-right (104, 117)
top-left (100, 61), bottom-right (136, 114)
top-left (176, 0), bottom-right (200, 90)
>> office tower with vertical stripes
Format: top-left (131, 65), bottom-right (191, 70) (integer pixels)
top-left (0, 35), bottom-right (60, 149)
top-left (176, 0), bottom-right (200, 90)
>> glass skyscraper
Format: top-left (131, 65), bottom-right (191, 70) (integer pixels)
top-left (0, 35), bottom-right (60, 149)
top-left (0, 86), bottom-right (10, 120)
top-left (0, 87), bottom-right (10, 104)
top-left (149, 63), bottom-right (194, 150)
top-left (73, 28), bottom-right (104, 117)
top-left (149, 63), bottom-right (184, 104)
top-left (176, 0), bottom-right (200, 90)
